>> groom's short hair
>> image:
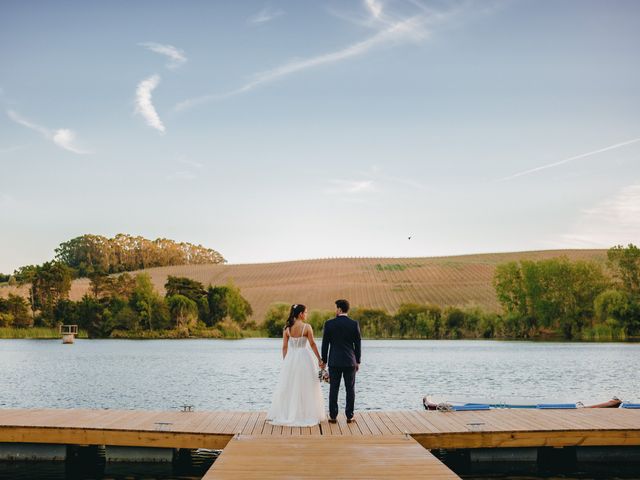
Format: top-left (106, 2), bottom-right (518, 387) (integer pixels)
top-left (335, 299), bottom-right (350, 313)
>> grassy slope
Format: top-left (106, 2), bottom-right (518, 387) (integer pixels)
top-left (0, 250), bottom-right (607, 322)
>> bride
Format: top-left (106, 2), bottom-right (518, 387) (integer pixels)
top-left (267, 304), bottom-right (327, 426)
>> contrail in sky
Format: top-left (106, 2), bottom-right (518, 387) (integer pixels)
top-left (498, 137), bottom-right (640, 181)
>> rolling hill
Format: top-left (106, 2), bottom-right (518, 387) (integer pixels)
top-left (1, 250), bottom-right (608, 321)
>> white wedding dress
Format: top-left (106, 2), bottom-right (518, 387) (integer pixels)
top-left (267, 324), bottom-right (327, 426)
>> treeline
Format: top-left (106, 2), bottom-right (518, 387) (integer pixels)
top-left (262, 302), bottom-right (522, 340)
top-left (0, 265), bottom-right (253, 338)
top-left (494, 245), bottom-right (640, 340)
top-left (4, 233), bottom-right (225, 283)
top-left (4, 243), bottom-right (639, 341)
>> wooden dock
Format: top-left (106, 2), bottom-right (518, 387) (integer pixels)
top-left (202, 435), bottom-right (459, 479)
top-left (1, 408), bottom-right (638, 478)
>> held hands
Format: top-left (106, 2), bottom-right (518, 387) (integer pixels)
top-left (319, 359), bottom-right (326, 369)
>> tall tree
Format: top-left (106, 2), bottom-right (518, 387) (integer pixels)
top-left (165, 276), bottom-right (208, 321)
top-left (30, 261), bottom-right (73, 323)
top-left (130, 273), bottom-right (166, 331)
top-left (608, 244), bottom-right (640, 296)
top-left (167, 294), bottom-right (198, 330)
top-left (207, 285), bottom-right (229, 326)
top-left (225, 281), bottom-right (253, 325)
top-left (493, 261), bottom-right (528, 317)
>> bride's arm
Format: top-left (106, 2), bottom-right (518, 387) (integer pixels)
top-left (306, 326), bottom-right (322, 364)
top-left (282, 328), bottom-right (289, 359)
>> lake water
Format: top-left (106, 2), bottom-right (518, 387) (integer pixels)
top-left (1, 338), bottom-right (638, 410)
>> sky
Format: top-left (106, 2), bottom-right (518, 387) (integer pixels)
top-left (1, 0), bottom-right (639, 273)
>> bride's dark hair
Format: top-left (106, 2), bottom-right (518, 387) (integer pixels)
top-left (286, 304), bottom-right (306, 330)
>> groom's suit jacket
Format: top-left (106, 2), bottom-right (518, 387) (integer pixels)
top-left (321, 315), bottom-right (362, 368)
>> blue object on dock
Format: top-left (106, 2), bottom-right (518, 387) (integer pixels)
top-left (621, 403), bottom-right (640, 409)
top-left (536, 403), bottom-right (576, 409)
top-left (453, 404), bottom-right (491, 411)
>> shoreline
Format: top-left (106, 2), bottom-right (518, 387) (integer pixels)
top-left (0, 331), bottom-right (637, 342)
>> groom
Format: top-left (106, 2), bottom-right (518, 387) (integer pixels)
top-left (321, 299), bottom-right (361, 424)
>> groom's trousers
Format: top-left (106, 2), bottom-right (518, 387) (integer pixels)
top-left (328, 366), bottom-right (356, 419)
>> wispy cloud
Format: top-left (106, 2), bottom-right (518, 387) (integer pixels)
top-left (557, 184), bottom-right (640, 248)
top-left (6, 110), bottom-right (92, 154)
top-left (248, 5), bottom-right (285, 25)
top-left (175, 1), bottom-right (463, 112)
top-left (364, 0), bottom-right (383, 19)
top-left (52, 129), bottom-right (88, 154)
top-left (325, 179), bottom-right (377, 195)
top-left (498, 137), bottom-right (640, 182)
top-left (135, 74), bottom-right (165, 133)
top-left (139, 42), bottom-right (187, 69)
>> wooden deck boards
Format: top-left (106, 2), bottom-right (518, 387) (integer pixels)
top-left (0, 408), bottom-right (638, 449)
top-left (202, 435), bottom-right (460, 479)
top-left (1, 408), bottom-right (639, 479)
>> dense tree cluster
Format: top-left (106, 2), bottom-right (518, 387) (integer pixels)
top-left (65, 275), bottom-right (253, 338)
top-left (0, 294), bottom-right (32, 328)
top-left (493, 245), bottom-right (640, 339)
top-left (4, 266), bottom-right (252, 338)
top-left (53, 234), bottom-right (226, 277)
top-left (263, 302), bottom-right (501, 339)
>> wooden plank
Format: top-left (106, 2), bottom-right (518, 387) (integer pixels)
top-left (375, 411), bottom-right (403, 434)
top-left (386, 411), bottom-right (413, 434)
top-left (0, 426), bottom-right (233, 449)
top-left (261, 418), bottom-right (275, 436)
top-left (359, 411), bottom-right (383, 435)
top-left (252, 412), bottom-right (268, 435)
top-left (411, 428), bottom-right (640, 450)
top-left (226, 412), bottom-right (252, 434)
top-left (418, 411), bottom-right (469, 433)
top-left (2, 408), bottom-right (640, 452)
top-left (336, 415), bottom-right (350, 435)
top-left (240, 412), bottom-right (260, 435)
top-left (355, 412), bottom-right (374, 435)
top-left (218, 412), bottom-right (242, 434)
top-left (326, 417), bottom-right (341, 436)
top-left (201, 412), bottom-right (232, 435)
top-left (406, 411), bottom-right (441, 434)
top-left (230, 412), bottom-right (253, 435)
top-left (369, 411), bottom-right (396, 435)
top-left (203, 435), bottom-right (460, 479)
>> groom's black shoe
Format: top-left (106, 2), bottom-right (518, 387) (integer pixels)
top-left (347, 417), bottom-right (355, 424)
top-left (328, 418), bottom-right (337, 424)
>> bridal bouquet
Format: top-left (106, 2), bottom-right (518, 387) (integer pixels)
top-left (318, 368), bottom-right (330, 383)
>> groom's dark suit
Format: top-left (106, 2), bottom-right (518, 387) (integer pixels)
top-left (321, 314), bottom-right (361, 420)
